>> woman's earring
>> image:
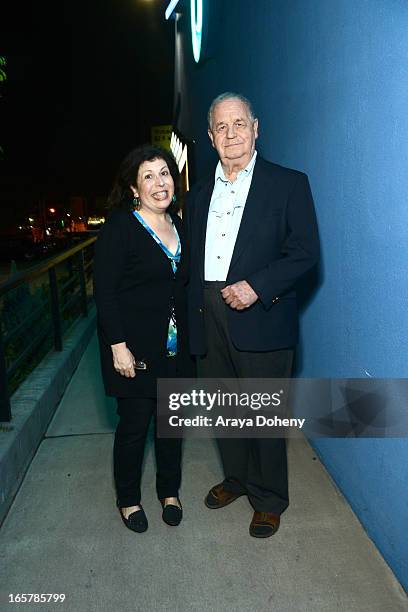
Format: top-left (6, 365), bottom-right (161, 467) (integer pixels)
top-left (133, 195), bottom-right (141, 210)
top-left (172, 194), bottom-right (177, 203)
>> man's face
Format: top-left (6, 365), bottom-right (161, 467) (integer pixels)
top-left (208, 98), bottom-right (258, 168)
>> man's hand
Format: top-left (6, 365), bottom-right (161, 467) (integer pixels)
top-left (221, 281), bottom-right (258, 310)
top-left (111, 342), bottom-right (136, 378)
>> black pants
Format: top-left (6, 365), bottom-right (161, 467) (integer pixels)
top-left (198, 282), bottom-right (294, 514)
top-left (114, 397), bottom-right (182, 508)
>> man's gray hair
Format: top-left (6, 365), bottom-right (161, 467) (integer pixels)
top-left (207, 92), bottom-right (256, 128)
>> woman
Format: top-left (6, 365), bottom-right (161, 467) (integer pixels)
top-left (94, 145), bottom-right (192, 533)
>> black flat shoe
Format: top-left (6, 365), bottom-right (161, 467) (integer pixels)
top-left (119, 506), bottom-right (148, 533)
top-left (160, 499), bottom-right (183, 526)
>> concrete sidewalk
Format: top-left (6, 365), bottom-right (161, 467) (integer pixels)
top-left (0, 334), bottom-right (406, 612)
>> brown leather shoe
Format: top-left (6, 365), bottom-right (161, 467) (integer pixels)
top-left (249, 511), bottom-right (280, 538)
top-left (205, 482), bottom-right (243, 509)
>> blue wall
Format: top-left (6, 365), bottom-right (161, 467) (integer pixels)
top-left (174, 0), bottom-right (408, 590)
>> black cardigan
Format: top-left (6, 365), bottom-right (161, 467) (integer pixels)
top-left (94, 208), bottom-right (194, 398)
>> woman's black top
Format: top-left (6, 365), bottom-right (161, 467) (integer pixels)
top-left (94, 208), bottom-right (194, 398)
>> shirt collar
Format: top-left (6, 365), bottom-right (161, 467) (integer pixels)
top-left (215, 150), bottom-right (258, 184)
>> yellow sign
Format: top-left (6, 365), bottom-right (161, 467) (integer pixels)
top-left (151, 125), bottom-right (172, 151)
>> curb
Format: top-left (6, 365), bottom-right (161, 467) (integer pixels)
top-left (0, 307), bottom-right (96, 525)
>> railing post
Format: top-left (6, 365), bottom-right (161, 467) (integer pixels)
top-left (77, 250), bottom-right (88, 317)
top-left (48, 267), bottom-right (63, 351)
top-left (0, 329), bottom-right (11, 421)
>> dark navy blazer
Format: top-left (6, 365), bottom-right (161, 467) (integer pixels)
top-left (184, 156), bottom-right (320, 354)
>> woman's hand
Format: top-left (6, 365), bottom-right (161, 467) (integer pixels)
top-left (111, 342), bottom-right (136, 378)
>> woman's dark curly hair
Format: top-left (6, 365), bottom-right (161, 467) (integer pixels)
top-left (107, 144), bottom-right (180, 212)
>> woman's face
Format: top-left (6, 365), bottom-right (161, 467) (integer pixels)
top-left (131, 158), bottom-right (175, 214)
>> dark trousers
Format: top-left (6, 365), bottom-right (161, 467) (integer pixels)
top-left (198, 282), bottom-right (294, 514)
top-left (114, 397), bottom-right (182, 508)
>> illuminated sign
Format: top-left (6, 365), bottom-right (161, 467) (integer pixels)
top-left (151, 124), bottom-right (172, 151)
top-left (165, 0), bottom-right (204, 63)
top-left (87, 217), bottom-right (106, 226)
top-left (165, 0), bottom-right (181, 20)
top-left (170, 132), bottom-right (188, 175)
top-left (191, 0), bottom-right (203, 63)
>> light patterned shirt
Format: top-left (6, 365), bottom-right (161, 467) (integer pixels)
top-left (204, 151), bottom-right (257, 281)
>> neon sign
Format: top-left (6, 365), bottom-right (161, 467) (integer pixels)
top-left (165, 0), bottom-right (204, 63)
top-left (165, 0), bottom-right (181, 21)
top-left (170, 132), bottom-right (188, 175)
top-left (190, 0), bottom-right (203, 63)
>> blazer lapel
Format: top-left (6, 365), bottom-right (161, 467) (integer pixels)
top-left (171, 213), bottom-right (185, 277)
top-left (195, 178), bottom-right (214, 281)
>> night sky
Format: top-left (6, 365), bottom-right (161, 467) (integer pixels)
top-left (1, 0), bottom-right (174, 223)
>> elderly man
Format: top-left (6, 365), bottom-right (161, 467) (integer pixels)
top-left (185, 92), bottom-right (319, 537)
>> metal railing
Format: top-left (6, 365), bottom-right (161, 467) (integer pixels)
top-left (0, 236), bottom-right (97, 421)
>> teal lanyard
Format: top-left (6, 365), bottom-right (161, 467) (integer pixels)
top-left (133, 211), bottom-right (181, 272)
top-left (133, 210), bottom-right (180, 356)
